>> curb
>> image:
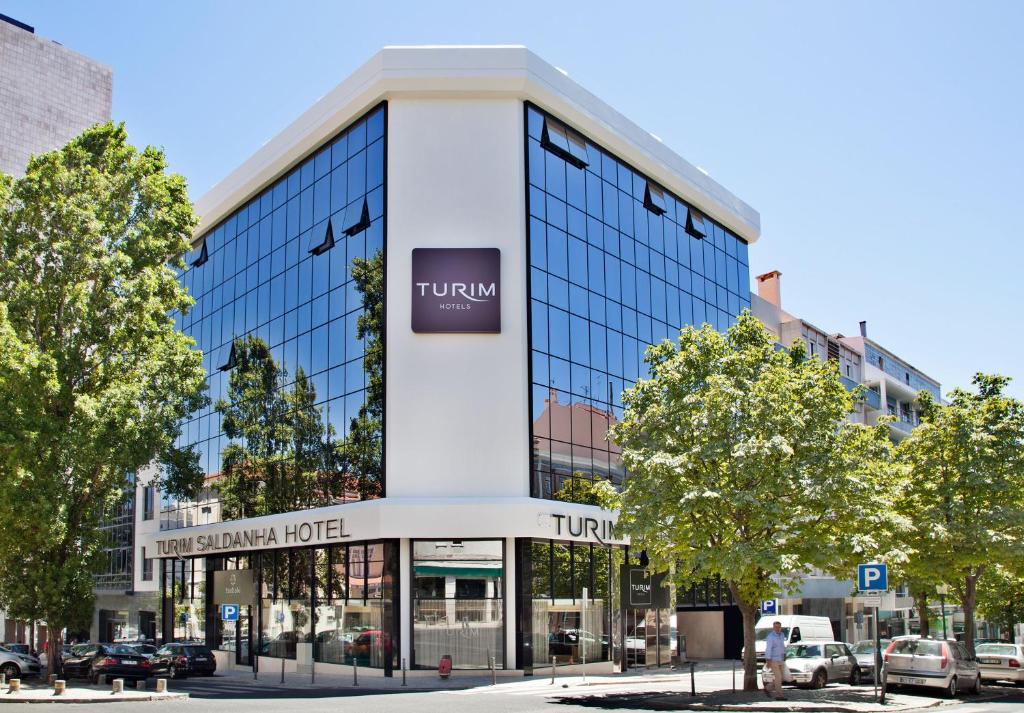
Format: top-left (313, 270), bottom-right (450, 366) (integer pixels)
top-left (0, 692), bottom-right (189, 704)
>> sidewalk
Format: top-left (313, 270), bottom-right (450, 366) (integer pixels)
top-left (0, 679), bottom-right (187, 704)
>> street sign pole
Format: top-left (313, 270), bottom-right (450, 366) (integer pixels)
top-left (875, 605), bottom-right (885, 703)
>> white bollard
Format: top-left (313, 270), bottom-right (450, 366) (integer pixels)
top-left (155, 678), bottom-right (168, 693)
top-left (111, 678), bottom-right (124, 694)
top-left (54, 680), bottom-right (66, 695)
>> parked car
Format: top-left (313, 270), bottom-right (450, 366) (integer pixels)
top-left (548, 630), bottom-right (609, 661)
top-left (750, 616), bottom-right (835, 662)
top-left (0, 647), bottom-right (41, 679)
top-left (150, 643), bottom-right (216, 678)
top-left (883, 636), bottom-right (980, 697)
top-left (61, 643), bottom-right (153, 684)
top-left (2, 643), bottom-right (32, 657)
top-left (126, 643), bottom-right (158, 659)
top-left (975, 642), bottom-right (1024, 686)
top-left (762, 641), bottom-right (860, 689)
top-left (849, 639), bottom-right (891, 682)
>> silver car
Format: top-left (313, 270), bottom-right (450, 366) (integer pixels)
top-left (975, 642), bottom-right (1024, 686)
top-left (762, 641), bottom-right (860, 689)
top-left (0, 647), bottom-right (41, 679)
top-left (849, 639), bottom-right (891, 682)
top-left (883, 635), bottom-right (980, 697)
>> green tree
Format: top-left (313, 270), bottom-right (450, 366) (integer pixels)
top-left (0, 124), bottom-right (207, 674)
top-left (602, 313), bottom-right (898, 690)
top-left (976, 565), bottom-right (1024, 641)
top-left (895, 374), bottom-right (1024, 654)
top-left (340, 251), bottom-right (384, 499)
top-left (216, 336), bottom-right (342, 518)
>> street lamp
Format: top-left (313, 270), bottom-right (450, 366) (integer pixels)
top-left (935, 584), bottom-right (949, 640)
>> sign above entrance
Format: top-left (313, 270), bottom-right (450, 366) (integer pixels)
top-left (411, 248), bottom-right (501, 333)
top-left (620, 565), bottom-right (670, 609)
top-left (153, 516), bottom-right (351, 559)
top-left (213, 570), bottom-right (255, 605)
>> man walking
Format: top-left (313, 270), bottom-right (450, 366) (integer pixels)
top-left (764, 620), bottom-right (787, 700)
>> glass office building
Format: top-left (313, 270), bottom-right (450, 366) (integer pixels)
top-left (139, 46), bottom-right (759, 678)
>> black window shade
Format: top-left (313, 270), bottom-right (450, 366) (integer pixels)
top-left (342, 198), bottom-right (371, 236)
top-left (643, 182), bottom-right (667, 215)
top-left (190, 240), bottom-right (208, 267)
top-left (541, 118), bottom-right (589, 169)
top-left (218, 341), bottom-right (237, 372)
top-left (308, 218), bottom-right (335, 256)
top-left (686, 208), bottom-right (707, 238)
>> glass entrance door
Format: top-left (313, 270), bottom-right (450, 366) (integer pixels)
top-left (236, 606), bottom-right (252, 666)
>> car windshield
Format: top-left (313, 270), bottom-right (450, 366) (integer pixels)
top-left (183, 646), bottom-right (211, 655)
top-left (101, 645), bottom-right (137, 655)
top-left (976, 644), bottom-right (1017, 656)
top-left (786, 644), bottom-right (822, 658)
top-left (891, 639), bottom-right (943, 656)
top-left (756, 628), bottom-right (790, 642)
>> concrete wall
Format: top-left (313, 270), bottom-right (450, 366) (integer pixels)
top-left (385, 97), bottom-right (529, 499)
top-left (0, 19), bottom-right (111, 177)
top-left (677, 611), bottom-right (724, 660)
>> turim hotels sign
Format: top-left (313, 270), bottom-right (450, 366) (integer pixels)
top-left (411, 248), bottom-right (501, 333)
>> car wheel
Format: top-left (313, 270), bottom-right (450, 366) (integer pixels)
top-left (0, 662), bottom-right (19, 680)
top-left (946, 675), bottom-right (958, 698)
top-left (849, 666), bottom-right (860, 685)
top-left (970, 674), bottom-right (981, 695)
top-left (811, 668), bottom-right (828, 689)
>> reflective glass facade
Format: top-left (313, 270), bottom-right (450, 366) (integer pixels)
top-left (526, 104), bottom-right (751, 500)
top-left (166, 104), bottom-right (386, 527)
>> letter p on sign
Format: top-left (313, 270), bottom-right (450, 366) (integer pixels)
top-left (857, 563), bottom-right (888, 592)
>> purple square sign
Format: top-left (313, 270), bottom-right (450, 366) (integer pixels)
top-left (411, 248), bottom-right (501, 333)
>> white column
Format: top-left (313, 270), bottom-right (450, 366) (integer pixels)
top-left (399, 538), bottom-right (411, 667)
top-left (505, 536), bottom-right (516, 669)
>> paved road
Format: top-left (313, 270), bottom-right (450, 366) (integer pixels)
top-left (10, 670), bottom-right (1024, 712)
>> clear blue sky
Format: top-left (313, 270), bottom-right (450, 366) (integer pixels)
top-left (6, 0), bottom-right (1023, 398)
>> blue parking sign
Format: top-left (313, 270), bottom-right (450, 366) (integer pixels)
top-left (761, 599), bottom-right (778, 615)
top-left (857, 563), bottom-right (888, 592)
top-left (220, 604), bottom-right (239, 621)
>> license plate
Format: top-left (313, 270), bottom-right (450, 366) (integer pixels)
top-left (195, 657), bottom-right (207, 662)
top-left (979, 658), bottom-right (1000, 665)
top-left (122, 661), bottom-right (136, 666)
top-left (898, 676), bottom-right (925, 685)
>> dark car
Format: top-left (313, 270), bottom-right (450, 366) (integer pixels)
top-left (151, 643), bottom-right (216, 678)
top-left (548, 630), bottom-right (610, 661)
top-left (61, 644), bottom-right (153, 684)
top-left (127, 643), bottom-right (158, 658)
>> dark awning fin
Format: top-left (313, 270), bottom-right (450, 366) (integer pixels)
top-left (342, 199), bottom-right (371, 236)
top-left (643, 182), bottom-right (667, 215)
top-left (308, 218), bottom-right (335, 256)
top-left (218, 341), bottom-right (237, 372)
top-left (686, 209), bottom-right (707, 238)
top-left (191, 240), bottom-right (209, 267)
top-left (541, 118), bottom-right (589, 169)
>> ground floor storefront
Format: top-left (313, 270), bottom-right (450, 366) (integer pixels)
top-left (146, 498), bottom-right (676, 675)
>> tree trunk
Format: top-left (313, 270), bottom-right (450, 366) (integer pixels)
top-left (962, 573), bottom-right (978, 656)
top-left (912, 588), bottom-right (930, 637)
top-left (730, 581), bottom-right (760, 691)
top-left (46, 625), bottom-right (63, 678)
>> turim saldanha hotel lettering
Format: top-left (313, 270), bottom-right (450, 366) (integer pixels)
top-left (155, 518), bottom-right (350, 556)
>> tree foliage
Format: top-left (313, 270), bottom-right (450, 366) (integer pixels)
top-left (214, 250), bottom-right (384, 516)
top-left (0, 124), bottom-right (207, 672)
top-left (601, 312), bottom-right (898, 689)
top-left (976, 565), bottom-right (1024, 641)
top-left (895, 374), bottom-right (1024, 653)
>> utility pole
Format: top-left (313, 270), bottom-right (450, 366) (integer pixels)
top-left (936, 584), bottom-right (949, 640)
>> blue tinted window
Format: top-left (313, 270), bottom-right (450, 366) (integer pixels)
top-left (525, 103), bottom-right (751, 501)
top-left (171, 104), bottom-right (387, 529)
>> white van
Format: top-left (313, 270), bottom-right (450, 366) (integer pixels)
top-left (753, 615), bottom-right (834, 661)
